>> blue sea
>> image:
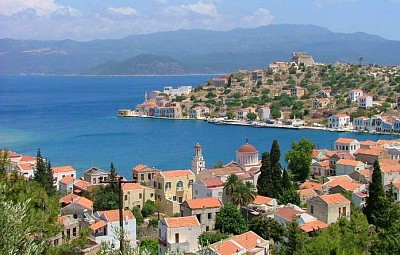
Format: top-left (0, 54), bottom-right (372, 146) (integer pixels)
top-left (0, 75), bottom-right (396, 178)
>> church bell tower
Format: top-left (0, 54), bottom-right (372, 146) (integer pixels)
top-left (191, 143), bottom-right (205, 175)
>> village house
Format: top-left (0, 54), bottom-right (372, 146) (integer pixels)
top-left (329, 152), bottom-right (355, 174)
top-left (299, 181), bottom-right (324, 195)
top-left (91, 210), bottom-right (136, 249)
top-left (180, 197), bottom-right (222, 231)
top-left (328, 114), bottom-right (351, 129)
top-left (158, 216), bottom-right (202, 255)
top-left (349, 89), bottom-right (363, 102)
top-left (318, 88), bottom-right (331, 98)
top-left (52, 166), bottom-right (76, 190)
top-left (258, 106), bottom-right (271, 121)
top-left (273, 205), bottom-right (305, 226)
top-left (359, 140), bottom-right (378, 149)
top-left (352, 192), bottom-right (368, 207)
top-left (60, 193), bottom-right (94, 221)
top-left (59, 175), bottom-right (75, 193)
top-left (209, 231), bottom-right (270, 255)
top-left (312, 161), bottom-right (330, 177)
top-left (193, 177), bottom-right (224, 201)
top-left (312, 97), bottom-right (330, 108)
top-left (290, 86), bottom-right (305, 98)
top-left (154, 102), bottom-right (183, 119)
top-left (335, 159), bottom-right (366, 175)
top-left (380, 163), bottom-right (400, 186)
top-left (297, 188), bottom-right (319, 205)
top-left (323, 175), bottom-right (366, 194)
top-left (211, 77), bottom-right (227, 87)
top-left (154, 170), bottom-right (195, 216)
top-left (237, 107), bottom-right (257, 120)
top-left (73, 180), bottom-right (91, 195)
top-left (252, 195), bottom-right (278, 207)
top-left (307, 194), bottom-right (351, 224)
top-left (84, 167), bottom-right (109, 186)
top-left (189, 106), bottom-right (210, 119)
top-left (354, 148), bottom-right (390, 165)
top-left (385, 183), bottom-right (400, 202)
top-left (334, 138), bottom-right (360, 154)
top-left (251, 70), bottom-right (264, 82)
top-left (17, 163), bottom-right (35, 178)
top-left (49, 215), bottom-right (81, 246)
top-left (358, 95), bottom-right (373, 109)
top-left (299, 218), bottom-right (329, 234)
top-left (353, 116), bottom-right (370, 131)
top-left (349, 169), bottom-right (371, 184)
top-left (122, 183), bottom-right (155, 210)
top-left (132, 164), bottom-right (159, 186)
top-left (162, 86), bottom-right (192, 96)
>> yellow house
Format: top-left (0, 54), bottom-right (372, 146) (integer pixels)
top-left (122, 183), bottom-right (155, 210)
top-left (154, 170), bottom-right (195, 216)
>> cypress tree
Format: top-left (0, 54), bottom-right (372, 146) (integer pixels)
top-left (270, 140), bottom-right (281, 167)
top-left (257, 152), bottom-right (272, 196)
top-left (282, 169), bottom-right (292, 191)
top-left (365, 160), bottom-right (386, 226)
top-left (33, 149), bottom-right (55, 196)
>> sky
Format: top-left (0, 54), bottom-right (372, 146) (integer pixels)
top-left (0, 0), bottom-right (399, 41)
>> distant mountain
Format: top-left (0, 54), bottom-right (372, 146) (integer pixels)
top-left (1, 24), bottom-right (400, 75)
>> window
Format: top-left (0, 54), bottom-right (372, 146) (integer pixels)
top-left (178, 197), bottom-right (183, 203)
top-left (141, 174), bottom-right (144, 181)
top-left (148, 173), bottom-right (152, 180)
top-left (342, 207), bottom-right (347, 216)
top-left (189, 180), bottom-right (193, 187)
top-left (158, 182), bottom-right (162, 189)
top-left (177, 181), bottom-right (183, 189)
top-left (159, 229), bottom-right (161, 238)
top-left (195, 190), bottom-right (198, 195)
top-left (175, 233), bottom-right (179, 243)
top-left (165, 182), bottom-right (171, 189)
top-left (73, 214), bottom-right (78, 219)
top-left (67, 229), bottom-right (71, 238)
top-left (93, 178), bottom-right (96, 184)
top-left (150, 193), bottom-right (154, 198)
top-left (173, 196), bottom-right (177, 201)
top-left (154, 181), bottom-right (157, 188)
top-left (139, 193), bottom-right (142, 199)
top-left (62, 175), bottom-right (65, 178)
top-left (310, 205), bottom-right (314, 214)
top-left (125, 195), bottom-right (128, 201)
top-left (72, 227), bottom-right (77, 237)
top-left (196, 214), bottom-right (201, 223)
top-left (71, 174), bottom-right (74, 177)
top-left (208, 213), bottom-right (212, 220)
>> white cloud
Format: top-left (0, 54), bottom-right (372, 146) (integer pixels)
top-left (107, 7), bottom-right (137, 16)
top-left (243, 8), bottom-right (275, 27)
top-left (185, 1), bottom-right (218, 17)
top-left (0, 0), bottom-right (78, 17)
top-left (313, 0), bottom-right (359, 8)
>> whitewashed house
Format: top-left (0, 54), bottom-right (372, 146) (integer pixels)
top-left (328, 114), bottom-right (351, 129)
top-left (349, 89), bottom-right (363, 102)
top-left (358, 95), bottom-right (373, 109)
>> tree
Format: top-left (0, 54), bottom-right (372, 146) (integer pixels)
top-left (249, 215), bottom-right (285, 243)
top-left (256, 152), bottom-right (273, 196)
top-left (223, 174), bottom-right (241, 197)
top-left (215, 204), bottom-right (247, 235)
top-left (270, 140), bottom-right (281, 167)
top-left (226, 111), bottom-right (236, 119)
top-left (280, 221), bottom-right (307, 255)
top-left (141, 200), bottom-right (156, 218)
top-left (212, 161), bottom-right (224, 168)
top-left (132, 207), bottom-right (144, 226)
top-left (231, 181), bottom-right (256, 208)
top-left (282, 169), bottom-right (291, 190)
top-left (140, 238), bottom-right (158, 255)
top-left (278, 188), bottom-right (301, 206)
top-left (33, 149), bottom-right (56, 196)
top-left (285, 138), bottom-right (315, 181)
top-left (93, 185), bottom-right (119, 211)
top-left (0, 149), bottom-right (11, 178)
top-left (246, 112), bottom-right (257, 121)
top-left (365, 160), bottom-right (386, 227)
top-left (198, 231), bottom-right (230, 246)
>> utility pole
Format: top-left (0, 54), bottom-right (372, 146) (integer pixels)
top-left (100, 176), bottom-right (136, 253)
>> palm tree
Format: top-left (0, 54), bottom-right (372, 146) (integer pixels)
top-left (223, 174), bottom-right (241, 196)
top-left (244, 181), bottom-right (257, 204)
top-left (231, 181), bottom-right (257, 208)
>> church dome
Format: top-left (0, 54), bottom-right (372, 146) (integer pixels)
top-left (237, 143), bottom-right (258, 153)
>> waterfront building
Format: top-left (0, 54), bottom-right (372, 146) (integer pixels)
top-left (192, 177), bottom-right (224, 201)
top-left (84, 166), bottom-right (109, 186)
top-left (52, 166), bottom-right (76, 190)
top-left (358, 95), bottom-right (373, 109)
top-left (189, 106), bottom-right (209, 119)
top-left (307, 194), bottom-right (351, 224)
top-left (237, 107), bottom-right (256, 120)
top-left (154, 102), bottom-right (183, 119)
top-left (258, 106), bottom-right (271, 121)
top-left (328, 114), bottom-right (351, 129)
top-left (349, 89), bottom-right (364, 102)
top-left (334, 138), bottom-right (360, 154)
top-left (131, 164), bottom-right (159, 186)
top-left (209, 231), bottom-right (270, 255)
top-left (180, 197), bottom-right (222, 231)
top-left (154, 170), bottom-right (195, 216)
top-left (191, 143), bottom-right (206, 175)
top-left (162, 86), bottom-right (192, 96)
top-left (353, 116), bottom-right (370, 131)
top-left (158, 216), bottom-right (201, 255)
top-left (122, 183), bottom-right (155, 210)
top-left (92, 210), bottom-right (136, 249)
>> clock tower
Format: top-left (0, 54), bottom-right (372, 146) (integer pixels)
top-left (191, 143), bottom-right (205, 175)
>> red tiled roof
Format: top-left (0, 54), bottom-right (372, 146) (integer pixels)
top-left (98, 209), bottom-right (134, 222)
top-left (60, 193), bottom-right (93, 209)
top-left (201, 177), bottom-right (224, 188)
top-left (337, 159), bottom-right (363, 167)
top-left (319, 194), bottom-right (350, 205)
top-left (231, 231), bottom-right (267, 250)
top-left (334, 114), bottom-right (349, 118)
top-left (59, 175), bottom-right (74, 185)
top-left (160, 170), bottom-right (194, 178)
top-left (253, 195), bottom-right (274, 205)
top-left (60, 193), bottom-right (80, 204)
top-left (74, 180), bottom-right (89, 190)
top-left (354, 148), bottom-right (385, 156)
top-left (207, 167), bottom-right (244, 176)
top-left (122, 183), bottom-right (144, 191)
top-left (90, 220), bottom-right (107, 231)
top-left (237, 144), bottom-right (258, 153)
top-left (75, 197), bottom-right (93, 210)
top-left (132, 164), bottom-right (147, 172)
top-left (52, 166), bottom-right (75, 173)
top-left (185, 197), bottom-right (222, 210)
top-left (324, 176), bottom-right (363, 191)
top-left (20, 155), bottom-right (36, 162)
top-left (299, 181), bottom-right (323, 191)
top-left (18, 163), bottom-right (33, 171)
top-left (336, 138), bottom-right (357, 144)
top-left (210, 240), bottom-right (242, 255)
top-left (380, 163), bottom-right (400, 173)
top-left (297, 188), bottom-right (318, 197)
top-left (359, 140), bottom-right (377, 146)
top-left (300, 220), bottom-right (329, 233)
top-left (275, 206), bottom-right (303, 221)
top-left (164, 216), bottom-right (200, 228)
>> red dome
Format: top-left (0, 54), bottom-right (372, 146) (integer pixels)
top-left (237, 143), bottom-right (258, 153)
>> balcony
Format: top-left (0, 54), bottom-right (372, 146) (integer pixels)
top-left (176, 187), bottom-right (184, 191)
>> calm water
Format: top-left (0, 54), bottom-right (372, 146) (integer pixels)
top-left (0, 75), bottom-right (396, 177)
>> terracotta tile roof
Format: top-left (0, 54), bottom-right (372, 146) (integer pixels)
top-left (74, 180), bottom-right (89, 190)
top-left (122, 183), bottom-right (144, 191)
top-left (314, 161), bottom-right (330, 168)
top-left (164, 216), bottom-right (200, 228)
top-left (356, 169), bottom-right (371, 178)
top-left (322, 149), bottom-right (337, 157)
top-left (333, 152), bottom-right (355, 160)
top-left (380, 163), bottom-right (400, 173)
top-left (253, 195), bottom-right (274, 205)
top-left (275, 206), bottom-right (303, 221)
top-left (52, 166), bottom-right (75, 173)
top-left (210, 240), bottom-right (242, 255)
top-left (98, 209), bottom-right (135, 222)
top-left (334, 114), bottom-right (349, 118)
top-left (75, 197), bottom-right (93, 210)
top-left (359, 140), bottom-right (377, 146)
top-left (319, 194), bottom-right (350, 205)
top-left (18, 163), bottom-right (33, 171)
top-left (185, 197), bottom-right (222, 210)
top-left (300, 220), bottom-right (329, 233)
top-left (59, 175), bottom-right (75, 185)
top-left (312, 149), bottom-right (321, 158)
top-left (355, 148), bottom-right (385, 156)
top-left (351, 89), bottom-right (363, 92)
top-left (2, 150), bottom-right (21, 158)
top-left (132, 164), bottom-right (147, 172)
top-left (337, 159), bottom-right (363, 167)
top-left (299, 181), bottom-right (323, 191)
top-left (238, 173), bottom-right (252, 179)
top-left (379, 159), bottom-right (400, 165)
top-left (336, 138), bottom-right (357, 144)
top-left (297, 188), bottom-right (318, 197)
top-left (231, 231), bottom-right (267, 250)
top-left (60, 193), bottom-right (93, 209)
top-left (354, 192), bottom-right (368, 198)
top-left (90, 220), bottom-right (107, 231)
top-left (201, 177), bottom-right (224, 188)
top-left (324, 175), bottom-right (363, 191)
top-left (160, 170), bottom-right (194, 178)
top-left (207, 167), bottom-right (244, 176)
top-left (20, 155), bottom-right (36, 162)
top-left (60, 194), bottom-right (80, 204)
